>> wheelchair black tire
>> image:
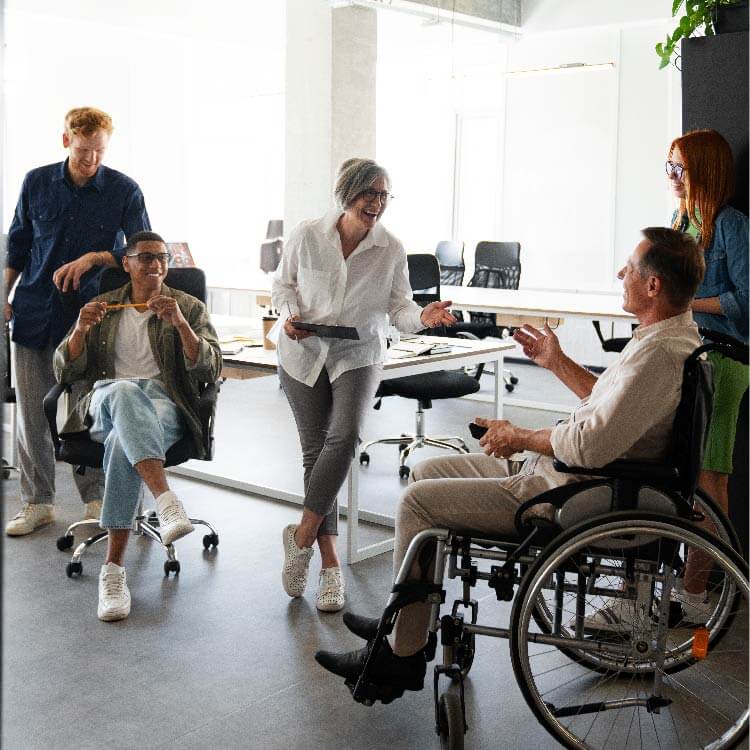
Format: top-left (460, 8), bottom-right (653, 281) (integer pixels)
top-left (510, 512), bottom-right (748, 750)
top-left (437, 693), bottom-right (465, 750)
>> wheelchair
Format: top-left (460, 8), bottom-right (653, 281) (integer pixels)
top-left (346, 336), bottom-right (749, 749)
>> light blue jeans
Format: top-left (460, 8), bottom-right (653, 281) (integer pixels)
top-left (89, 379), bottom-right (185, 529)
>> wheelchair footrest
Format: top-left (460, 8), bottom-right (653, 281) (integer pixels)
top-left (346, 677), bottom-right (407, 706)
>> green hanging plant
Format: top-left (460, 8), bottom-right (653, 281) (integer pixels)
top-left (656, 0), bottom-right (738, 69)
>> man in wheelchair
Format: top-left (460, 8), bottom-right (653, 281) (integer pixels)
top-left (315, 227), bottom-right (708, 693)
top-left (53, 231), bottom-right (221, 621)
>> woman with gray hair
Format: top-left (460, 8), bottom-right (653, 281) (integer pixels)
top-left (272, 158), bottom-right (455, 612)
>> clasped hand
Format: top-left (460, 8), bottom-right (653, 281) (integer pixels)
top-left (74, 295), bottom-right (186, 336)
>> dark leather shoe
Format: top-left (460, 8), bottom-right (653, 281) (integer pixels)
top-left (342, 612), bottom-right (379, 640)
top-left (315, 638), bottom-right (426, 692)
top-left (342, 611), bottom-right (438, 662)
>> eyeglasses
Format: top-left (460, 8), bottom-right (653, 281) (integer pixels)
top-left (665, 161), bottom-right (685, 180)
top-left (359, 188), bottom-right (394, 204)
top-left (126, 252), bottom-right (171, 265)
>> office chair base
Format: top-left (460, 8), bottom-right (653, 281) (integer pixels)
top-left (60, 513), bottom-right (219, 578)
top-left (360, 435), bottom-right (469, 480)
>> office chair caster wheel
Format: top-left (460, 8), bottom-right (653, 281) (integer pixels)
top-left (399, 465), bottom-right (410, 480)
top-left (437, 693), bottom-right (465, 749)
top-left (66, 561), bottom-right (82, 578)
top-left (359, 452), bottom-right (370, 466)
top-left (510, 375), bottom-right (519, 385)
top-left (164, 560), bottom-right (180, 576)
top-left (505, 383), bottom-right (514, 393)
top-left (57, 534), bottom-right (75, 551)
top-left (202, 533), bottom-right (219, 549)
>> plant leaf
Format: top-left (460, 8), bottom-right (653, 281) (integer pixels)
top-left (672, 0), bottom-right (684, 15)
top-left (659, 54), bottom-right (672, 69)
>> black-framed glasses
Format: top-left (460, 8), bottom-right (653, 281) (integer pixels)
top-left (360, 188), bottom-right (394, 204)
top-left (126, 252), bottom-right (171, 265)
top-left (665, 160), bottom-right (685, 180)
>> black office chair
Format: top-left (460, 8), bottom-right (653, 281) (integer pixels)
top-left (260, 219), bottom-right (284, 274)
top-left (359, 254), bottom-right (480, 480)
top-left (43, 266), bottom-right (220, 577)
top-left (435, 240), bottom-right (466, 288)
top-left (592, 320), bottom-right (638, 353)
top-left (449, 241), bottom-right (521, 392)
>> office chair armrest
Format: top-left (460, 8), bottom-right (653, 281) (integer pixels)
top-left (552, 457), bottom-right (679, 484)
top-left (198, 382), bottom-right (219, 421)
top-left (43, 382), bottom-right (71, 456)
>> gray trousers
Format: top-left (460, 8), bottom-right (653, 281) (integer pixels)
top-left (279, 364), bottom-right (382, 536)
top-left (13, 342), bottom-right (104, 505)
top-left (391, 453), bottom-right (523, 655)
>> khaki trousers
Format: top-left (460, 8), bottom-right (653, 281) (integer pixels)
top-left (391, 452), bottom-right (524, 656)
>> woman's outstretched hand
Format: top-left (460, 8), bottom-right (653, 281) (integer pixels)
top-left (420, 300), bottom-right (457, 328)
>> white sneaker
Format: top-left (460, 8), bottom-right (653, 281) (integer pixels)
top-left (5, 503), bottom-right (54, 536)
top-left (673, 585), bottom-right (712, 626)
top-left (98, 562), bottom-right (131, 622)
top-left (155, 491), bottom-right (194, 546)
top-left (316, 567), bottom-right (345, 612)
top-left (84, 500), bottom-right (102, 520)
top-left (579, 597), bottom-right (652, 636)
top-left (282, 524), bottom-right (313, 598)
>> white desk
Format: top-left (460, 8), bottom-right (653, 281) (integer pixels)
top-left (441, 285), bottom-right (634, 324)
top-left (173, 318), bottom-right (514, 563)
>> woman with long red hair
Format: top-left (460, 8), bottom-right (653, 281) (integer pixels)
top-left (666, 128), bottom-right (748, 619)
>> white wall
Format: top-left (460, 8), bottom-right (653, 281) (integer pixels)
top-left (3, 0), bottom-right (285, 290)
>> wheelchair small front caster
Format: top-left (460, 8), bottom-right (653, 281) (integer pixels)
top-left (399, 465), bottom-right (410, 480)
top-left (505, 383), bottom-right (514, 393)
top-left (359, 452), bottom-right (370, 466)
top-left (437, 693), bottom-right (465, 749)
top-left (57, 534), bottom-right (74, 551)
top-left (66, 561), bottom-right (82, 578)
top-left (202, 533), bottom-right (219, 549)
top-left (510, 375), bottom-right (519, 385)
top-left (164, 560), bottom-right (180, 576)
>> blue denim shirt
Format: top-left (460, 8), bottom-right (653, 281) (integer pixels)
top-left (674, 206), bottom-right (749, 343)
top-left (6, 160), bottom-right (151, 349)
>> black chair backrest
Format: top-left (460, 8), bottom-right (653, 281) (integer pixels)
top-left (470, 241), bottom-right (521, 291)
top-left (99, 267), bottom-right (207, 303)
top-left (407, 254), bottom-right (440, 305)
top-left (435, 241), bottom-right (465, 287)
top-left (260, 239), bottom-right (283, 273)
top-left (667, 346), bottom-right (716, 497)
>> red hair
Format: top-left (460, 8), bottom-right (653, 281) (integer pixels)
top-left (669, 129), bottom-right (735, 249)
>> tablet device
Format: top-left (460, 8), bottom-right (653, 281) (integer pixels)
top-left (291, 322), bottom-right (360, 340)
top-left (469, 422), bottom-right (488, 440)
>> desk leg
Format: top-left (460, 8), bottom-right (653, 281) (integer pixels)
top-left (494, 355), bottom-right (502, 419)
top-left (345, 455), bottom-right (396, 565)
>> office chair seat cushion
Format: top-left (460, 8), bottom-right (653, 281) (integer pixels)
top-left (59, 435), bottom-right (197, 469)
top-left (377, 371), bottom-right (481, 401)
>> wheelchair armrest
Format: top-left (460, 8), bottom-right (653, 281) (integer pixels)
top-left (552, 457), bottom-right (679, 485)
top-left (42, 382), bottom-right (71, 456)
top-left (198, 381), bottom-right (220, 459)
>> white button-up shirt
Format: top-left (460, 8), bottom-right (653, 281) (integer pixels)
top-left (271, 209), bottom-right (424, 386)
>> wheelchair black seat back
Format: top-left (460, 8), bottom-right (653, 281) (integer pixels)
top-left (346, 337), bottom-right (749, 750)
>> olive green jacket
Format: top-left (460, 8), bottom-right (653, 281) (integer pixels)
top-left (53, 283), bottom-right (222, 459)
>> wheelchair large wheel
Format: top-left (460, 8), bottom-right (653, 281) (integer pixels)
top-left (529, 488), bottom-right (741, 674)
top-left (510, 513), bottom-right (748, 750)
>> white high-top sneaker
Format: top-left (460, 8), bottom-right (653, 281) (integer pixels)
top-left (155, 491), bottom-right (194, 546)
top-left (98, 562), bottom-right (131, 622)
top-left (5, 503), bottom-right (54, 536)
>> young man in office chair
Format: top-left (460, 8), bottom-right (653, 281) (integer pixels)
top-left (314, 227), bottom-right (706, 693)
top-left (53, 231), bottom-right (222, 621)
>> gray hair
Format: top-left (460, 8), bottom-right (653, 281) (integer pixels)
top-left (334, 158), bottom-right (391, 209)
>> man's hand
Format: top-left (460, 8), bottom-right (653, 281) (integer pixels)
top-left (283, 314), bottom-right (314, 341)
top-left (475, 416), bottom-right (520, 458)
top-left (513, 324), bottom-right (563, 371)
top-left (74, 301), bottom-right (107, 336)
top-left (147, 295), bottom-right (188, 327)
top-left (53, 254), bottom-right (98, 293)
top-left (4, 302), bottom-right (12, 322)
top-left (420, 300), bottom-right (456, 328)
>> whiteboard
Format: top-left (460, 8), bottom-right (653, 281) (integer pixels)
top-left (502, 68), bottom-right (618, 291)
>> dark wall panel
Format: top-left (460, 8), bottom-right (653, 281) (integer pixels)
top-left (682, 31), bottom-right (749, 215)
